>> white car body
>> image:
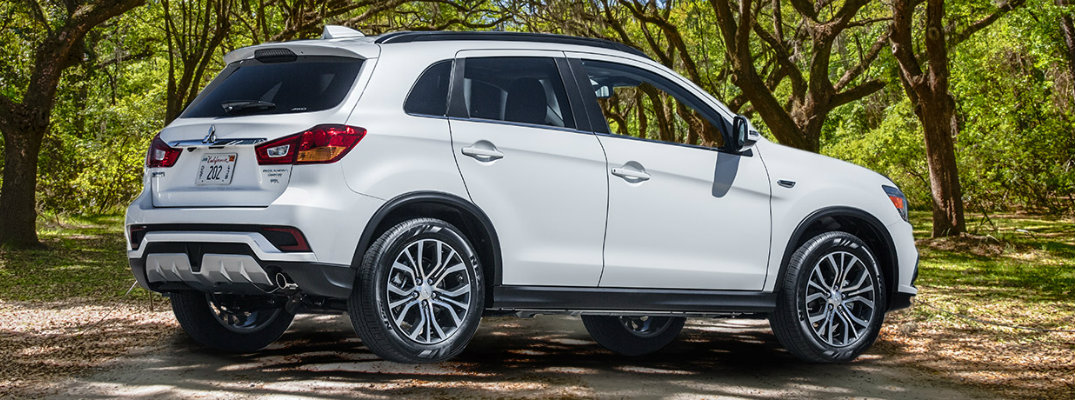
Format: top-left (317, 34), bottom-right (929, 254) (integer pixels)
top-left (126, 29), bottom-right (917, 337)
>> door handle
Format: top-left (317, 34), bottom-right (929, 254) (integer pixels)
top-left (610, 167), bottom-right (651, 182)
top-left (461, 143), bottom-right (504, 161)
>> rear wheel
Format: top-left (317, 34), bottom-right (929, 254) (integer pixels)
top-left (348, 218), bottom-right (485, 363)
top-left (170, 292), bottom-right (294, 353)
top-left (770, 231), bottom-right (886, 363)
top-left (582, 315), bottom-right (685, 356)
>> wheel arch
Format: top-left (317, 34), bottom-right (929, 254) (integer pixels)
top-left (352, 191), bottom-right (502, 304)
top-left (776, 206), bottom-right (899, 310)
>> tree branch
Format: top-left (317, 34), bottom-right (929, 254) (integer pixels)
top-left (949, 0), bottom-right (1026, 46)
top-left (835, 29), bottom-right (889, 91)
top-left (831, 79), bottom-right (886, 107)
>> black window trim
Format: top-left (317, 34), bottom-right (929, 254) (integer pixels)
top-left (445, 54), bottom-right (597, 136)
top-left (566, 57), bottom-right (749, 155)
top-left (402, 58), bottom-right (455, 119)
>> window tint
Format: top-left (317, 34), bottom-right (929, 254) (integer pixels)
top-left (181, 56), bottom-right (363, 119)
top-left (580, 60), bottom-right (725, 148)
top-left (462, 57), bottom-right (575, 129)
top-left (404, 60), bottom-right (452, 116)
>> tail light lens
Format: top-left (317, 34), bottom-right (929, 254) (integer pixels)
top-left (883, 185), bottom-right (909, 222)
top-left (146, 133), bottom-right (182, 168)
top-left (255, 125), bottom-right (366, 165)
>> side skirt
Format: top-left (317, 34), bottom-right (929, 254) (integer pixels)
top-left (491, 285), bottom-right (776, 317)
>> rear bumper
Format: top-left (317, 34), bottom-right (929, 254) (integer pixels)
top-left (129, 240), bottom-right (354, 299)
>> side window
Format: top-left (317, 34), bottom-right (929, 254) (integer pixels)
top-left (404, 60), bottom-right (452, 116)
top-left (462, 57), bottom-right (575, 129)
top-left (580, 60), bottom-right (725, 149)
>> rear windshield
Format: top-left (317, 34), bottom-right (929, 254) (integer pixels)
top-left (181, 56), bottom-right (364, 118)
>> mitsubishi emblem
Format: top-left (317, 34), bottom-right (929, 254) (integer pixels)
top-left (203, 125), bottom-right (217, 144)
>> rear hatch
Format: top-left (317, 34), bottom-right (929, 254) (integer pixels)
top-left (149, 52), bottom-right (366, 208)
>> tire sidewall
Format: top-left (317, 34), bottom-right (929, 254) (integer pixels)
top-left (364, 220), bottom-right (484, 361)
top-left (788, 232), bottom-right (886, 361)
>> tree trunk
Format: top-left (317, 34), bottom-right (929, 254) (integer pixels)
top-left (1059, 1), bottom-right (1075, 103)
top-left (890, 0), bottom-right (967, 237)
top-left (0, 0), bottom-right (145, 248)
top-left (916, 93), bottom-right (966, 236)
top-left (0, 116), bottom-right (46, 247)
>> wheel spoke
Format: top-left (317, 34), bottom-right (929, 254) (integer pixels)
top-left (428, 302), bottom-right (447, 339)
top-left (825, 254), bottom-right (840, 289)
top-left (402, 248), bottom-right (422, 280)
top-left (806, 292), bottom-right (826, 303)
top-left (416, 240), bottom-right (427, 279)
top-left (392, 262), bottom-right (418, 284)
top-left (843, 296), bottom-right (875, 310)
top-left (808, 279), bottom-right (831, 293)
top-left (389, 296), bottom-right (412, 309)
top-left (408, 304), bottom-right (427, 340)
top-left (435, 284), bottom-right (470, 298)
top-left (841, 305), bottom-right (870, 327)
top-left (387, 281), bottom-right (413, 297)
top-left (844, 282), bottom-right (874, 297)
top-left (433, 262), bottom-right (465, 286)
top-left (837, 309), bottom-right (852, 345)
top-left (434, 299), bottom-right (464, 325)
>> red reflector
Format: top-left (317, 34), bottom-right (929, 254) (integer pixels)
top-left (146, 134), bottom-right (182, 168)
top-left (261, 226), bottom-right (311, 252)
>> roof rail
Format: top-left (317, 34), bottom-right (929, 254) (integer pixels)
top-left (374, 31), bottom-right (651, 59)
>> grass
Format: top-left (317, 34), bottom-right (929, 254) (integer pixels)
top-left (0, 214), bottom-right (150, 302)
top-left (877, 210), bottom-right (1075, 399)
top-left (0, 211), bottom-right (1072, 398)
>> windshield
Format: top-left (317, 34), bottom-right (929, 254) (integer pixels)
top-left (180, 56), bottom-right (364, 118)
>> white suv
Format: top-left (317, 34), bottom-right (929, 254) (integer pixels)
top-left (126, 27), bottom-right (918, 364)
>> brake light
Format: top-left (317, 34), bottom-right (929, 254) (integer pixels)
top-left (146, 133), bottom-right (182, 168)
top-left (255, 125), bottom-right (366, 165)
top-left (883, 185), bottom-right (909, 222)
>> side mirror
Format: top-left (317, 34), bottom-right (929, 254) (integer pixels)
top-left (732, 115), bottom-right (758, 152)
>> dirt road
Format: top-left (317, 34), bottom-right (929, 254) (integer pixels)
top-left (48, 314), bottom-right (989, 399)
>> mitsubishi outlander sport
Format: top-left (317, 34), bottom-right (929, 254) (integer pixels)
top-left (126, 27), bottom-right (918, 364)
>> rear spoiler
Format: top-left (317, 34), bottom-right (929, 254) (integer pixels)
top-left (223, 42), bottom-right (376, 65)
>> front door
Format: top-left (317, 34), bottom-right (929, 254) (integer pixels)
top-left (569, 55), bottom-right (773, 290)
top-left (448, 51), bottom-right (608, 287)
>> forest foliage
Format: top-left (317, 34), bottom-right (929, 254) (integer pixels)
top-left (0, 0), bottom-right (1072, 216)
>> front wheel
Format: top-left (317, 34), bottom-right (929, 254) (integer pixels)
top-left (582, 315), bottom-right (685, 356)
top-left (348, 218), bottom-right (485, 363)
top-left (170, 292), bottom-right (294, 353)
top-left (770, 231), bottom-right (887, 363)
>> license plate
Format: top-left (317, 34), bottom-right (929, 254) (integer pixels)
top-left (196, 153), bottom-right (237, 185)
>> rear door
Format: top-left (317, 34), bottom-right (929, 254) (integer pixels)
top-left (151, 55), bottom-right (367, 207)
top-left (447, 51), bottom-right (608, 287)
top-left (567, 54), bottom-right (773, 290)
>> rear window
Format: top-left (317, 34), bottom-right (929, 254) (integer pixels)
top-left (181, 56), bottom-right (364, 118)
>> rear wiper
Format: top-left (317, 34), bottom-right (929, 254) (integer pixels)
top-left (221, 100), bottom-right (276, 115)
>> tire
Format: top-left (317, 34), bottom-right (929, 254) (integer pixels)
top-left (582, 315), bottom-right (685, 356)
top-left (770, 231), bottom-right (887, 363)
top-left (348, 218), bottom-right (485, 363)
top-left (170, 292), bottom-right (294, 353)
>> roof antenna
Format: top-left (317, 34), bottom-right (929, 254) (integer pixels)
top-left (322, 25), bottom-right (364, 40)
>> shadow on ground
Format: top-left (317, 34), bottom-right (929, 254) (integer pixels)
top-left (48, 315), bottom-right (988, 399)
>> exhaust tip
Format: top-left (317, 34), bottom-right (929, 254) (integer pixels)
top-left (275, 272), bottom-right (298, 291)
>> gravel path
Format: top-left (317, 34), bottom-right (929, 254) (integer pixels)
top-left (40, 314), bottom-right (991, 399)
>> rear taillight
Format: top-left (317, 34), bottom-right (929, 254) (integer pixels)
top-left (146, 134), bottom-right (182, 168)
top-left (255, 125), bottom-right (366, 165)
